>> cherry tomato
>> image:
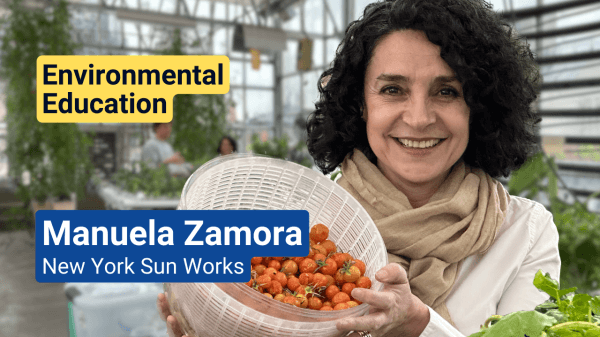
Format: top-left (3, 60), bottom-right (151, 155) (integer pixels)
top-left (355, 276), bottom-right (372, 289)
top-left (334, 303), bottom-right (350, 310)
top-left (281, 260), bottom-right (298, 275)
top-left (310, 224), bottom-right (329, 243)
top-left (331, 292), bottom-right (351, 307)
top-left (299, 259), bottom-right (318, 274)
top-left (325, 285), bottom-right (340, 300)
top-left (342, 282), bottom-right (356, 296)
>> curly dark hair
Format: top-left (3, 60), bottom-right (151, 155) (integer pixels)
top-left (306, 0), bottom-right (541, 178)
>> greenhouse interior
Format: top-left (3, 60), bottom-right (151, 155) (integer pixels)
top-left (0, 0), bottom-right (600, 336)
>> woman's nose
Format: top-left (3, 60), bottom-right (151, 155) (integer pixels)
top-left (402, 96), bottom-right (436, 130)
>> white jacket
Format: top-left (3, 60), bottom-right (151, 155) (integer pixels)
top-left (420, 196), bottom-right (561, 336)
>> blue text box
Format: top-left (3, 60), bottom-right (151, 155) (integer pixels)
top-left (36, 210), bottom-right (309, 283)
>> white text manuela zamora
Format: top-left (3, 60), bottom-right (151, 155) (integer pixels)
top-left (43, 219), bottom-right (303, 246)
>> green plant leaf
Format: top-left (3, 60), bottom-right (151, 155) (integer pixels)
top-left (534, 270), bottom-right (578, 301)
top-left (468, 311), bottom-right (556, 337)
top-left (590, 297), bottom-right (600, 315)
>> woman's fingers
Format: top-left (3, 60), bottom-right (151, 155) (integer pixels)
top-left (351, 288), bottom-right (395, 310)
top-left (157, 293), bottom-right (170, 322)
top-left (337, 311), bottom-right (388, 332)
top-left (167, 315), bottom-right (187, 337)
top-left (375, 263), bottom-right (409, 285)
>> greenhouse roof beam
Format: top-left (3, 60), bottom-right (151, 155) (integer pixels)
top-left (499, 0), bottom-right (599, 20)
top-left (537, 51), bottom-right (600, 65)
top-left (68, 1), bottom-right (324, 40)
top-left (521, 21), bottom-right (600, 40)
top-left (537, 109), bottom-right (600, 117)
top-left (540, 78), bottom-right (600, 90)
top-left (77, 43), bottom-right (273, 64)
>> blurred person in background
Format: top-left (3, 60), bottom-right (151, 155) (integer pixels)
top-left (216, 135), bottom-right (237, 156)
top-left (157, 0), bottom-right (560, 336)
top-left (142, 122), bottom-right (193, 177)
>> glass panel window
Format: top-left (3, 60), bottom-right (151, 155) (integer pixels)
top-left (246, 62), bottom-right (274, 88)
top-left (213, 27), bottom-right (228, 55)
top-left (326, 38), bottom-right (341, 67)
top-left (313, 39), bottom-right (324, 68)
top-left (283, 75), bottom-right (302, 116)
top-left (229, 89), bottom-right (245, 122)
top-left (283, 10), bottom-right (301, 31)
top-left (194, 0), bottom-right (211, 18)
top-left (303, 71), bottom-right (321, 111)
top-left (325, 0), bottom-right (344, 35)
top-left (283, 40), bottom-right (298, 74)
top-left (246, 90), bottom-right (274, 124)
top-left (214, 2), bottom-right (227, 20)
top-left (304, 0), bottom-right (324, 35)
top-left (230, 61), bottom-right (244, 86)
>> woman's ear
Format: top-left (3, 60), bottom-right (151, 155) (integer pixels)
top-left (361, 106), bottom-right (367, 122)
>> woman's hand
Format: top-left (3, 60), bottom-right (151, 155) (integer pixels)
top-left (156, 292), bottom-right (189, 337)
top-left (336, 263), bottom-right (431, 337)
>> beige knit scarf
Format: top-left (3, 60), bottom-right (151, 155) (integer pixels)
top-left (337, 149), bottom-right (510, 325)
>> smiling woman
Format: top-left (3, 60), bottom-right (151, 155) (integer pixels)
top-left (159, 1), bottom-right (560, 337)
top-left (302, 0), bottom-right (558, 336)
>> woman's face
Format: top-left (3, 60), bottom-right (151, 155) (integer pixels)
top-left (363, 29), bottom-right (470, 189)
top-left (220, 138), bottom-right (234, 155)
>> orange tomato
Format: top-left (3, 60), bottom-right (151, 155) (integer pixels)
top-left (263, 267), bottom-right (278, 279)
top-left (282, 295), bottom-right (299, 306)
top-left (268, 260), bottom-right (281, 271)
top-left (310, 224), bottom-right (329, 243)
top-left (268, 280), bottom-right (283, 296)
top-left (287, 276), bottom-right (301, 292)
top-left (332, 253), bottom-right (353, 269)
top-left (312, 273), bottom-right (328, 288)
top-left (334, 269), bottom-right (346, 286)
top-left (325, 275), bottom-right (335, 287)
top-left (353, 259), bottom-right (366, 276)
top-left (342, 282), bottom-right (356, 296)
top-left (355, 276), bottom-right (372, 289)
top-left (317, 258), bottom-right (338, 276)
top-left (325, 285), bottom-right (340, 300)
top-left (308, 297), bottom-right (323, 310)
top-left (311, 244), bottom-right (327, 256)
top-left (274, 272), bottom-right (288, 288)
top-left (256, 275), bottom-right (272, 289)
top-left (342, 266), bottom-right (361, 283)
top-left (347, 301), bottom-right (359, 308)
top-left (299, 259), bottom-right (318, 274)
top-left (320, 240), bottom-right (337, 255)
top-left (334, 303), bottom-right (350, 310)
top-left (320, 306), bottom-right (333, 311)
top-left (298, 272), bottom-right (314, 286)
top-left (251, 257), bottom-right (263, 265)
top-left (331, 292), bottom-right (351, 307)
top-left (281, 260), bottom-right (298, 275)
top-left (253, 264), bottom-right (266, 276)
top-left (313, 253), bottom-right (327, 263)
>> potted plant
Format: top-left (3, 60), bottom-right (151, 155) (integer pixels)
top-left (0, 0), bottom-right (93, 215)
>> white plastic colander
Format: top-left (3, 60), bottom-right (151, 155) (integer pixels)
top-left (165, 154), bottom-right (388, 337)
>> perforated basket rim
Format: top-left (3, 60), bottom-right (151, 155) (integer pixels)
top-left (173, 154), bottom-right (389, 335)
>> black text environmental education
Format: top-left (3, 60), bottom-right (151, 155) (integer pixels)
top-left (41, 63), bottom-right (224, 114)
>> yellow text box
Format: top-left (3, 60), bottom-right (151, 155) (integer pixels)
top-left (37, 55), bottom-right (230, 123)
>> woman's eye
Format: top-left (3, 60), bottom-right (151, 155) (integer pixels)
top-left (381, 86), bottom-right (401, 95)
top-left (440, 88), bottom-right (459, 97)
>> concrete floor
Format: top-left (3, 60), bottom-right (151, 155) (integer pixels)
top-left (0, 230), bottom-right (70, 337)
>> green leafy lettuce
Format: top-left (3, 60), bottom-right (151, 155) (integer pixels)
top-left (469, 270), bottom-right (600, 337)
